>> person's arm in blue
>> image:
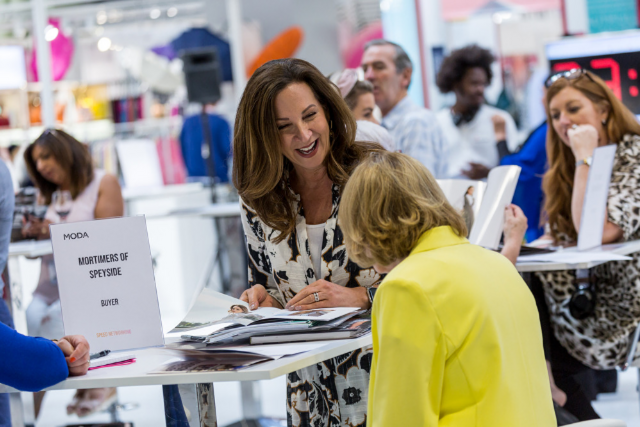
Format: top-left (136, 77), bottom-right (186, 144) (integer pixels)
top-left (0, 322), bottom-right (68, 392)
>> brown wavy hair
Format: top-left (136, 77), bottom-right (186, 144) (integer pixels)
top-left (339, 151), bottom-right (467, 267)
top-left (233, 58), bottom-right (381, 243)
top-left (543, 71), bottom-right (640, 241)
top-left (24, 128), bottom-right (94, 205)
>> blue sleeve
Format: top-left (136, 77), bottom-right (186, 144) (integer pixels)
top-left (0, 160), bottom-right (14, 292)
top-left (0, 322), bottom-right (69, 391)
top-left (179, 119), bottom-right (188, 159)
top-left (501, 123), bottom-right (548, 171)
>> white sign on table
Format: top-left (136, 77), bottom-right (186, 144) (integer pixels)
top-left (50, 216), bottom-right (164, 352)
top-left (578, 144), bottom-right (618, 251)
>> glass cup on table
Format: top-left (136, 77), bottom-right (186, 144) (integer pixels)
top-left (52, 190), bottom-right (73, 222)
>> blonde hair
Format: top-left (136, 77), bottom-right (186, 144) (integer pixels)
top-left (544, 71), bottom-right (640, 241)
top-left (339, 151), bottom-right (467, 267)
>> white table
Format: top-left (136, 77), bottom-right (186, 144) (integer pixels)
top-left (516, 240), bottom-right (640, 272)
top-left (0, 336), bottom-right (372, 426)
top-left (8, 240), bottom-right (52, 258)
top-left (121, 183), bottom-right (206, 202)
top-left (145, 202), bottom-right (241, 220)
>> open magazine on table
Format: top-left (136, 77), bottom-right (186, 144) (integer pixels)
top-left (157, 287), bottom-right (370, 372)
top-left (437, 165), bottom-right (521, 250)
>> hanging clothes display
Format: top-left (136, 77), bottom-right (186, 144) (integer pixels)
top-left (179, 113), bottom-right (231, 183)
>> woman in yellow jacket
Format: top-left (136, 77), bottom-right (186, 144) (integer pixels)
top-left (339, 151), bottom-right (555, 426)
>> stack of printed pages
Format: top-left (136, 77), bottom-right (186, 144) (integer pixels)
top-left (153, 288), bottom-right (370, 373)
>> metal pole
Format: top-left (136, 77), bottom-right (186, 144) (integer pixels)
top-left (31, 0), bottom-right (55, 128)
top-left (225, 0), bottom-right (246, 107)
top-left (413, 0), bottom-right (429, 109)
top-left (163, 383), bottom-right (217, 427)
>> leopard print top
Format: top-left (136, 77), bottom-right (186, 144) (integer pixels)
top-left (536, 134), bottom-right (640, 369)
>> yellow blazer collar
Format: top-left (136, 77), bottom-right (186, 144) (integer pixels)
top-left (409, 226), bottom-right (468, 256)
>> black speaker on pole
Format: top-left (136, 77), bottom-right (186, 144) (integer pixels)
top-left (180, 47), bottom-right (222, 200)
top-left (180, 47), bottom-right (222, 105)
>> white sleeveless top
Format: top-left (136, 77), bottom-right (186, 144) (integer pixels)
top-left (306, 222), bottom-right (325, 280)
top-left (36, 169), bottom-right (107, 305)
top-left (45, 169), bottom-right (106, 223)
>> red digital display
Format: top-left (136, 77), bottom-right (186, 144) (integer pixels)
top-left (550, 51), bottom-right (640, 114)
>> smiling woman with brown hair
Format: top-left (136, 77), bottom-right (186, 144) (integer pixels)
top-left (233, 58), bottom-right (383, 426)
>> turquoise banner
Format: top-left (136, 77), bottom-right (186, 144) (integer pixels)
top-left (380, 0), bottom-right (425, 107)
top-left (587, 0), bottom-right (638, 33)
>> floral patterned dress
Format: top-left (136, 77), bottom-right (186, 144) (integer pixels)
top-left (536, 134), bottom-right (640, 369)
top-left (240, 184), bottom-right (381, 427)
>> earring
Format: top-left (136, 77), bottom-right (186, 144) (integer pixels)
top-left (602, 119), bottom-right (607, 125)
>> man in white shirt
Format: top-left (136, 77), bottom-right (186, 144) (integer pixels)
top-left (435, 45), bottom-right (518, 179)
top-left (361, 40), bottom-right (448, 178)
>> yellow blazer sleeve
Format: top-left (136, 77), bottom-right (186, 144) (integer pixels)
top-left (368, 279), bottom-right (447, 427)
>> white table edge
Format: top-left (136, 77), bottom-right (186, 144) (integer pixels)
top-left (515, 239), bottom-right (640, 272)
top-left (0, 335), bottom-right (372, 393)
top-left (144, 203), bottom-right (241, 220)
top-left (516, 260), bottom-right (604, 272)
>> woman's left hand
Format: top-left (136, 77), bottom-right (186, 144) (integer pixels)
top-left (56, 335), bottom-right (91, 376)
top-left (285, 280), bottom-right (369, 311)
top-left (567, 124), bottom-right (598, 161)
top-left (503, 204), bottom-right (527, 245)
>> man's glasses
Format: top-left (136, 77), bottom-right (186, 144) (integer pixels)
top-left (545, 68), bottom-right (596, 88)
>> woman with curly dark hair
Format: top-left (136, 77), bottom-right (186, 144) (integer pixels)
top-left (435, 44), bottom-right (518, 179)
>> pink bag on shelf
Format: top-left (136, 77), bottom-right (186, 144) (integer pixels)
top-left (156, 136), bottom-right (187, 185)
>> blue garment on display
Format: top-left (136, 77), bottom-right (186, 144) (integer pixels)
top-left (180, 114), bottom-right (231, 183)
top-left (0, 316), bottom-right (68, 393)
top-left (501, 122), bottom-right (548, 242)
top-left (171, 28), bottom-right (233, 82)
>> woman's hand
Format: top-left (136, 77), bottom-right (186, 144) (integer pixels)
top-left (567, 124), bottom-right (598, 161)
top-left (240, 285), bottom-right (283, 310)
top-left (22, 217), bottom-right (52, 240)
top-left (501, 205), bottom-right (527, 265)
top-left (461, 162), bottom-right (490, 180)
top-left (56, 335), bottom-right (90, 376)
top-left (547, 361), bottom-right (567, 406)
top-left (285, 280), bottom-right (369, 311)
top-left (503, 204), bottom-right (527, 246)
top-left (492, 114), bottom-right (507, 141)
